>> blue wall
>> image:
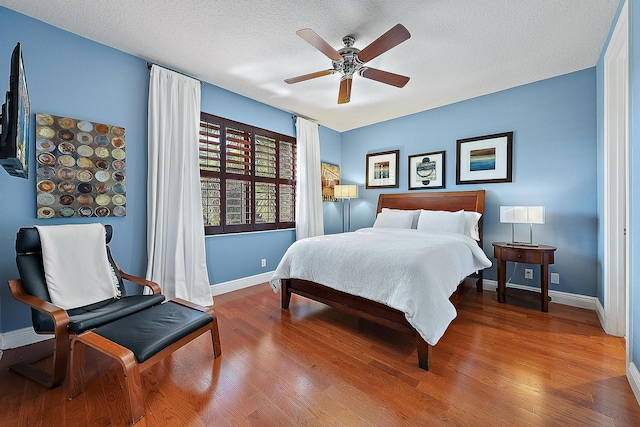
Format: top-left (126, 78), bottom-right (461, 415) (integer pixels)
top-left (341, 70), bottom-right (598, 297)
top-left (319, 126), bottom-right (344, 235)
top-left (198, 85), bottom-right (342, 281)
top-left (0, 7), bottom-right (342, 334)
top-left (0, 9), bottom-right (150, 332)
top-left (198, 83), bottom-right (298, 283)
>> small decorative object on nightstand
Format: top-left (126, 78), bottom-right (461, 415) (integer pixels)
top-left (492, 242), bottom-right (557, 312)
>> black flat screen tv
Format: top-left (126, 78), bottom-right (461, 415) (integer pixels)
top-left (0, 42), bottom-right (29, 178)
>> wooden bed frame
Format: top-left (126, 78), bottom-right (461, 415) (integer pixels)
top-left (280, 190), bottom-right (486, 370)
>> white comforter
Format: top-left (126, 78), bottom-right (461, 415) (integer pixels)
top-left (270, 227), bottom-right (492, 345)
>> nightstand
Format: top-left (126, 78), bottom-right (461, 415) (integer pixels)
top-left (492, 242), bottom-right (557, 312)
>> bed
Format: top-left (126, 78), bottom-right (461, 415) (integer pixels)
top-left (270, 190), bottom-right (491, 370)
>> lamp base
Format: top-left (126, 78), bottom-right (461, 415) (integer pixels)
top-left (508, 223), bottom-right (539, 247)
top-left (507, 241), bottom-right (539, 247)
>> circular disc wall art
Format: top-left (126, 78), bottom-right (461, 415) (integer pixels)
top-left (35, 113), bottom-right (126, 218)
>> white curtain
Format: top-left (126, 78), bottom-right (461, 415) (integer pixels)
top-left (295, 117), bottom-right (324, 239)
top-left (146, 65), bottom-right (212, 306)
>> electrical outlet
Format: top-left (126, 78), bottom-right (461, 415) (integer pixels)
top-left (261, 258), bottom-right (266, 268)
top-left (524, 268), bottom-right (533, 280)
top-left (550, 273), bottom-right (560, 284)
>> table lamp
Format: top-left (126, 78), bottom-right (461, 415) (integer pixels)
top-left (500, 206), bottom-right (545, 246)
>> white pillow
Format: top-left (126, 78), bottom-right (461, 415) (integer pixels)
top-left (381, 208), bottom-right (420, 229)
top-left (463, 211), bottom-right (482, 241)
top-left (373, 209), bottom-right (416, 229)
top-left (416, 209), bottom-right (466, 234)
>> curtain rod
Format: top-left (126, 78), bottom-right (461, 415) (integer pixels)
top-left (291, 114), bottom-right (318, 123)
top-left (146, 62), bottom-right (202, 85)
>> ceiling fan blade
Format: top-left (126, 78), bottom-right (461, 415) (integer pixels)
top-left (356, 24), bottom-right (411, 63)
top-left (284, 70), bottom-right (334, 84)
top-left (360, 67), bottom-right (410, 88)
top-left (296, 29), bottom-right (342, 61)
top-left (338, 77), bottom-right (352, 104)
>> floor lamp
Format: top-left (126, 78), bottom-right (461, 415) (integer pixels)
top-left (333, 184), bottom-right (358, 232)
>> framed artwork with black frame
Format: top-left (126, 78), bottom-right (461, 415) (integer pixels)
top-left (408, 150), bottom-right (445, 190)
top-left (456, 132), bottom-right (513, 184)
top-left (366, 150), bottom-right (399, 189)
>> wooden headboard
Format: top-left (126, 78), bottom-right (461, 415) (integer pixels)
top-left (377, 190), bottom-right (485, 214)
top-left (376, 190), bottom-right (486, 244)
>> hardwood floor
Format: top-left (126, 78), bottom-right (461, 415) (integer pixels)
top-left (1, 280), bottom-right (639, 426)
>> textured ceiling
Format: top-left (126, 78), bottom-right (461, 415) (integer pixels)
top-left (0, 0), bottom-right (619, 132)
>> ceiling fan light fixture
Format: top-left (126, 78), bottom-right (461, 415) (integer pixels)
top-left (341, 35), bottom-right (355, 48)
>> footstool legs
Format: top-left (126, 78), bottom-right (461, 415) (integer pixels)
top-left (170, 299), bottom-right (222, 359)
top-left (210, 314), bottom-right (222, 358)
top-left (71, 332), bottom-right (145, 425)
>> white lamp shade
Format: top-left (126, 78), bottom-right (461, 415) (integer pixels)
top-left (527, 206), bottom-right (545, 224)
top-left (334, 184), bottom-right (358, 199)
top-left (500, 206), bottom-right (545, 224)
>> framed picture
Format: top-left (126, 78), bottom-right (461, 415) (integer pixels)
top-left (408, 150), bottom-right (445, 190)
top-left (456, 132), bottom-right (513, 184)
top-left (35, 112), bottom-right (127, 218)
top-left (321, 162), bottom-right (340, 201)
top-left (366, 150), bottom-right (399, 189)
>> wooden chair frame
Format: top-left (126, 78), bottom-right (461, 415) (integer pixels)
top-left (7, 269), bottom-right (162, 389)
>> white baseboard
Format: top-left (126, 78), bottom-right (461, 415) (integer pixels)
top-left (0, 326), bottom-right (50, 350)
top-left (210, 271), bottom-right (272, 296)
top-left (482, 279), bottom-right (597, 310)
top-left (628, 362), bottom-right (640, 406)
top-left (595, 297), bottom-right (606, 328)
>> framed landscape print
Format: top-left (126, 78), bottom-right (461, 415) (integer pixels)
top-left (366, 150), bottom-right (399, 189)
top-left (408, 150), bottom-right (445, 190)
top-left (456, 132), bottom-right (513, 184)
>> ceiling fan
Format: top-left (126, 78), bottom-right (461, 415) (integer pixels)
top-left (284, 24), bottom-right (411, 104)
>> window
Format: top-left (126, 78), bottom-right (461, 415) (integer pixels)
top-left (199, 113), bottom-right (296, 235)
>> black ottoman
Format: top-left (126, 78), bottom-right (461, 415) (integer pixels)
top-left (70, 299), bottom-right (221, 425)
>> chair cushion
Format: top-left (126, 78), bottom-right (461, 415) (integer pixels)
top-left (36, 294), bottom-right (166, 333)
top-left (93, 301), bottom-right (213, 363)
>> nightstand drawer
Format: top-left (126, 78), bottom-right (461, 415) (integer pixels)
top-left (499, 247), bottom-right (544, 264)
